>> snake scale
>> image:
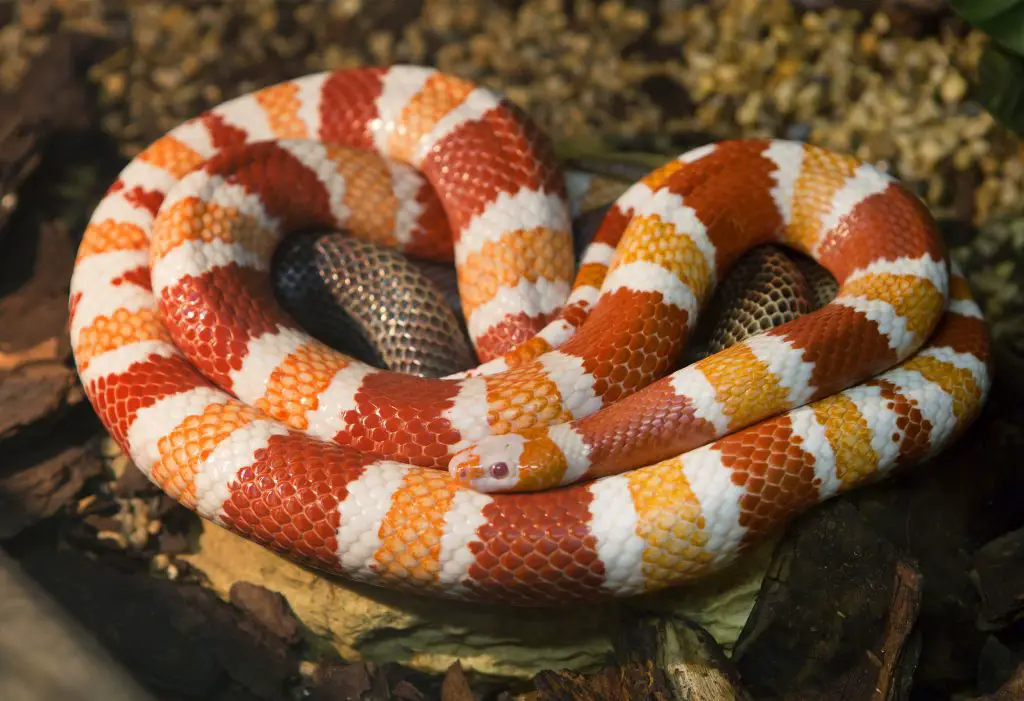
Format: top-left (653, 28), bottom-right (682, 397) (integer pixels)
top-left (69, 66), bottom-right (992, 604)
top-left (273, 162), bottom-right (838, 377)
top-left (274, 232), bottom-right (478, 378)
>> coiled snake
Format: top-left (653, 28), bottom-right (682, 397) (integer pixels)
top-left (69, 66), bottom-right (992, 604)
top-left (272, 158), bottom-right (841, 379)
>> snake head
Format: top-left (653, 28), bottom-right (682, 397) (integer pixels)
top-left (449, 429), bottom-right (568, 493)
top-left (449, 433), bottom-right (525, 492)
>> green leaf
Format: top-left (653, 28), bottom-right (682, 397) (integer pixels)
top-left (950, 0), bottom-right (1021, 24)
top-left (975, 43), bottom-right (1024, 136)
top-left (950, 0), bottom-right (1024, 56)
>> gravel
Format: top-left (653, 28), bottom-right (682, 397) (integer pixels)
top-left (1, 0), bottom-right (1021, 346)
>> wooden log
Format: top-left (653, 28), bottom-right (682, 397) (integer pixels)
top-left (531, 613), bottom-right (753, 701)
top-left (732, 501), bottom-right (923, 700)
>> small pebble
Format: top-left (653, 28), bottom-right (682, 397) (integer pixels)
top-left (940, 71), bottom-right (968, 104)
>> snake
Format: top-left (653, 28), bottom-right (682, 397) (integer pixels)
top-left (270, 154), bottom-right (685, 377)
top-left (68, 65), bottom-right (992, 605)
top-left (271, 160), bottom-right (839, 377)
top-left (273, 231), bottom-right (478, 377)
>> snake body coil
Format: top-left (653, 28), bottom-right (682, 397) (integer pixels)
top-left (273, 160), bottom-right (675, 378)
top-left (69, 66), bottom-right (991, 604)
top-left (275, 170), bottom-right (837, 375)
top-left (275, 233), bottom-right (476, 377)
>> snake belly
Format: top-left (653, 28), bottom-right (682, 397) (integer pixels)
top-left (274, 232), bottom-right (477, 377)
top-left (68, 65), bottom-right (992, 604)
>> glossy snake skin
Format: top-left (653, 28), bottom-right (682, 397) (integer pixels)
top-left (270, 158), bottom-right (639, 378)
top-left (271, 157), bottom-right (687, 378)
top-left (69, 66), bottom-right (992, 604)
top-left (274, 232), bottom-right (477, 377)
top-left (273, 167), bottom-right (835, 378)
top-left (699, 246), bottom-right (838, 357)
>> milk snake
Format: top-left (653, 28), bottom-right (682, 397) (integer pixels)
top-left (69, 66), bottom-right (992, 604)
top-left (272, 165), bottom-right (839, 377)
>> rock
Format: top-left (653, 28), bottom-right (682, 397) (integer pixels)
top-left (308, 659), bottom-right (439, 701)
top-left (73, 0), bottom-right (1024, 240)
top-left (181, 519), bottom-right (779, 682)
top-left (308, 662), bottom-right (381, 701)
top-left (976, 637), bottom-right (1024, 698)
top-left (791, 0), bottom-right (948, 14)
top-left (940, 70), bottom-right (968, 104)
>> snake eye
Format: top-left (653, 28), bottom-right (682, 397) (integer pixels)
top-left (489, 462), bottom-right (510, 479)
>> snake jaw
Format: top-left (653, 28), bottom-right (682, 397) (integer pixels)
top-left (449, 434), bottom-right (527, 492)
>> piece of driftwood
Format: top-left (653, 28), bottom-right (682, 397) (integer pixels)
top-left (0, 33), bottom-right (112, 541)
top-left (531, 613), bottom-right (752, 701)
top-left (970, 662), bottom-right (1024, 701)
top-left (229, 582), bottom-right (303, 647)
top-left (0, 440), bottom-right (103, 540)
top-left (976, 636), bottom-right (1024, 698)
top-left (10, 543), bottom-right (466, 700)
top-left (0, 215), bottom-right (81, 396)
top-left (440, 662), bottom-right (476, 701)
top-left (972, 527), bottom-right (1024, 631)
top-left (308, 659), bottom-right (443, 701)
top-left (0, 358), bottom-right (78, 443)
top-left (0, 33), bottom-right (98, 243)
top-left (0, 221), bottom-right (103, 540)
top-left (847, 392), bottom-right (1022, 692)
top-left (731, 500), bottom-right (922, 700)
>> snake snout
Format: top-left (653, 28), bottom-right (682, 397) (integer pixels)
top-left (449, 450), bottom-right (483, 484)
top-left (449, 435), bottom-right (528, 492)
